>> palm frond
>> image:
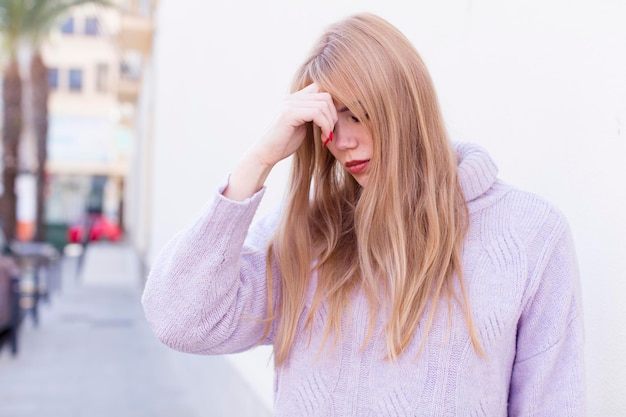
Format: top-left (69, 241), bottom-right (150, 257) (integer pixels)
top-left (0, 0), bottom-right (27, 55)
top-left (0, 0), bottom-right (115, 51)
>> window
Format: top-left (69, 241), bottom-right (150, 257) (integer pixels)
top-left (60, 17), bottom-right (74, 34)
top-left (48, 68), bottom-right (59, 89)
top-left (85, 17), bottom-right (99, 36)
top-left (69, 69), bottom-right (83, 91)
top-left (96, 63), bottom-right (108, 93)
top-left (119, 51), bottom-right (142, 80)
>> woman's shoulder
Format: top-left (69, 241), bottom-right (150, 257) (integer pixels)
top-left (455, 142), bottom-right (569, 236)
top-left (469, 180), bottom-right (571, 251)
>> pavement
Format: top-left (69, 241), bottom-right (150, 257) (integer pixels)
top-left (0, 240), bottom-right (272, 417)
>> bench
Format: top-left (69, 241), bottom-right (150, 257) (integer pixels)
top-left (0, 255), bottom-right (21, 355)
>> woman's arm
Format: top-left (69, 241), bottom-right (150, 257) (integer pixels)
top-left (508, 219), bottom-right (586, 416)
top-left (224, 82), bottom-right (337, 202)
top-left (142, 185), bottom-right (281, 354)
top-left (142, 83), bottom-right (336, 354)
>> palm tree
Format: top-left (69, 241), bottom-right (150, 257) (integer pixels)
top-left (30, 50), bottom-right (47, 242)
top-left (0, 0), bottom-right (27, 243)
top-left (0, 0), bottom-right (111, 242)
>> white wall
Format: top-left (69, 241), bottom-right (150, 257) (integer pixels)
top-left (148, 0), bottom-right (626, 414)
top-left (126, 50), bottom-right (155, 265)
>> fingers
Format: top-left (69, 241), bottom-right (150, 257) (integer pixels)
top-left (287, 99), bottom-right (335, 135)
top-left (254, 83), bottom-right (337, 167)
top-left (289, 83), bottom-right (337, 141)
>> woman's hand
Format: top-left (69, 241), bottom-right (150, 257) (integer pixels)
top-left (253, 83), bottom-right (337, 168)
top-left (223, 83), bottom-right (337, 201)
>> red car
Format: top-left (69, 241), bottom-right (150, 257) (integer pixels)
top-left (67, 214), bottom-right (123, 244)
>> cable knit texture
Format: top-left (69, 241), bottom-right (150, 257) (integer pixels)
top-left (142, 142), bottom-right (585, 416)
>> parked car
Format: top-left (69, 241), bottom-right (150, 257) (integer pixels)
top-left (67, 214), bottom-right (122, 244)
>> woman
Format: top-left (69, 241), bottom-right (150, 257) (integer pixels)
top-left (142, 13), bottom-right (585, 416)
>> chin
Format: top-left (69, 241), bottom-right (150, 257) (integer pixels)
top-left (354, 176), bottom-right (368, 187)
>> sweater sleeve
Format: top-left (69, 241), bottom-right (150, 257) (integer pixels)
top-left (508, 217), bottom-right (586, 416)
top-left (141, 183), bottom-right (281, 355)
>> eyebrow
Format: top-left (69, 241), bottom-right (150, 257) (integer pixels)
top-left (338, 106), bottom-right (350, 113)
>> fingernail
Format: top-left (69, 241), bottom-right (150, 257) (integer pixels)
top-left (323, 131), bottom-right (333, 146)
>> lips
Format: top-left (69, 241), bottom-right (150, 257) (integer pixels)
top-left (345, 159), bottom-right (370, 175)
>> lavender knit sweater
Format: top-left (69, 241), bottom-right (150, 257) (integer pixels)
top-left (142, 143), bottom-right (585, 416)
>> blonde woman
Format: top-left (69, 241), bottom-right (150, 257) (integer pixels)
top-left (143, 13), bottom-right (585, 416)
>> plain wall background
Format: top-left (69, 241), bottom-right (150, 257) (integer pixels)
top-left (145, 0), bottom-right (626, 413)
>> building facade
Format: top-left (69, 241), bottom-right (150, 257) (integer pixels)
top-left (38, 0), bottom-right (154, 248)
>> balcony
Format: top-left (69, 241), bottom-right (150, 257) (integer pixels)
top-left (117, 55), bottom-right (142, 102)
top-left (117, 12), bottom-right (153, 54)
top-left (117, 78), bottom-right (140, 102)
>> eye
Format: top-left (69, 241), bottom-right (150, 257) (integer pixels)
top-left (351, 115), bottom-right (361, 123)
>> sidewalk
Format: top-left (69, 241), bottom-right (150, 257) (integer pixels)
top-left (0, 240), bottom-right (271, 417)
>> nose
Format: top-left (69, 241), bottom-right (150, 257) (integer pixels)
top-left (332, 121), bottom-right (357, 150)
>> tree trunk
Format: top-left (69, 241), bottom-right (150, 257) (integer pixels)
top-left (1, 59), bottom-right (22, 243)
top-left (31, 52), bottom-right (49, 242)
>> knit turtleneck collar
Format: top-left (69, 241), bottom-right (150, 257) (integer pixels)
top-left (454, 142), bottom-right (499, 204)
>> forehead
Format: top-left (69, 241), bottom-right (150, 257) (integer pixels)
top-left (332, 98), bottom-right (360, 114)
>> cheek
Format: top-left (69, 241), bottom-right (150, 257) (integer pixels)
top-left (326, 146), bottom-right (341, 161)
top-left (360, 128), bottom-right (374, 151)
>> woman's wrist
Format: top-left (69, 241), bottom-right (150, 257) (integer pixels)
top-left (222, 149), bottom-right (274, 202)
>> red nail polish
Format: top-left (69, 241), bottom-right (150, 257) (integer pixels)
top-left (323, 131), bottom-right (333, 146)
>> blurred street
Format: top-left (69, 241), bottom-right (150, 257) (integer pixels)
top-left (0, 241), bottom-right (271, 417)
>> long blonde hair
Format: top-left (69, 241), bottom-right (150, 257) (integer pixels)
top-left (266, 13), bottom-right (482, 366)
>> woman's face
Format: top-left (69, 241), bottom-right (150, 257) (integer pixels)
top-left (326, 101), bottom-right (373, 187)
